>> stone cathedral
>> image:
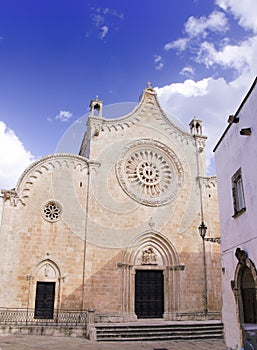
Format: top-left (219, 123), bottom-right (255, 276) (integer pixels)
top-left (0, 85), bottom-right (221, 326)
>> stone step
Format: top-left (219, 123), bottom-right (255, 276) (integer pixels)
top-left (95, 321), bottom-right (224, 342)
top-left (97, 335), bottom-right (224, 342)
top-left (96, 324), bottom-right (223, 331)
top-left (97, 330), bottom-right (222, 336)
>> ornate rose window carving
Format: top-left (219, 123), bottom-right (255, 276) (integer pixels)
top-left (116, 139), bottom-right (184, 206)
top-left (42, 200), bottom-right (62, 222)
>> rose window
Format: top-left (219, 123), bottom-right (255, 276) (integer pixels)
top-left (137, 161), bottom-right (160, 186)
top-left (116, 140), bottom-right (184, 206)
top-left (42, 200), bottom-right (62, 222)
top-left (126, 151), bottom-right (172, 197)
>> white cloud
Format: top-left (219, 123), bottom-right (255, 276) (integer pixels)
top-left (91, 6), bottom-right (124, 39)
top-left (216, 0), bottom-right (257, 33)
top-left (55, 110), bottom-right (73, 122)
top-left (196, 36), bottom-right (257, 74)
top-left (180, 66), bottom-right (195, 77)
top-left (156, 78), bottom-right (209, 98)
top-left (157, 0), bottom-right (257, 176)
top-left (0, 121), bottom-right (35, 189)
top-left (164, 38), bottom-right (188, 52)
top-left (99, 25), bottom-right (109, 39)
top-left (185, 10), bottom-right (229, 38)
top-left (92, 13), bottom-right (104, 28)
top-left (155, 77), bottom-right (248, 174)
top-left (154, 55), bottom-right (164, 71)
top-left (164, 11), bottom-right (228, 53)
top-left (101, 8), bottom-right (124, 20)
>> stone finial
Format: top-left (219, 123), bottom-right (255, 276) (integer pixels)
top-left (189, 118), bottom-right (203, 136)
top-left (89, 96), bottom-right (103, 118)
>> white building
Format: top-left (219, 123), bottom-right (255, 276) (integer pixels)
top-left (214, 77), bottom-right (257, 349)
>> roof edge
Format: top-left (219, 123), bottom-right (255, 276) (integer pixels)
top-left (213, 76), bottom-right (257, 152)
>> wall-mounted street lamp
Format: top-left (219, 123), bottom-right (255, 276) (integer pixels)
top-left (198, 222), bottom-right (221, 316)
top-left (198, 222), bottom-right (220, 244)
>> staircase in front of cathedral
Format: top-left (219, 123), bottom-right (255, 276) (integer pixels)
top-left (95, 320), bottom-right (224, 342)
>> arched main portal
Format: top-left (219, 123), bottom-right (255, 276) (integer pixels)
top-left (121, 230), bottom-right (184, 321)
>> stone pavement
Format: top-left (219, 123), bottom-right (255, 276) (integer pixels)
top-left (0, 334), bottom-right (228, 350)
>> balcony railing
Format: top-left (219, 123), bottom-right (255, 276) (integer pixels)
top-left (0, 308), bottom-right (87, 326)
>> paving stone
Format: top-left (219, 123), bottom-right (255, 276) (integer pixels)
top-left (0, 335), bottom-right (228, 350)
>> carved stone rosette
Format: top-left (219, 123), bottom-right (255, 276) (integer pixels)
top-left (41, 200), bottom-right (62, 223)
top-left (116, 139), bottom-right (184, 206)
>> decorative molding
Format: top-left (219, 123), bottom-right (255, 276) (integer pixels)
top-left (122, 229), bottom-right (181, 317)
top-left (34, 258), bottom-right (62, 280)
top-left (87, 112), bottom-right (140, 134)
top-left (1, 189), bottom-right (25, 207)
top-left (103, 118), bottom-right (140, 132)
top-left (95, 88), bottom-right (158, 133)
top-left (116, 139), bottom-right (184, 206)
top-left (85, 87), bottom-right (207, 157)
top-left (15, 154), bottom-right (98, 202)
top-left (124, 229), bottom-right (180, 267)
top-left (198, 176), bottom-right (217, 189)
top-left (86, 88), bottom-right (207, 154)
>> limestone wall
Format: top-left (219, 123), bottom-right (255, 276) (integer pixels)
top-left (0, 87), bottom-right (222, 323)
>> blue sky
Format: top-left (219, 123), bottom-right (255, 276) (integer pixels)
top-left (1, 0), bottom-right (257, 188)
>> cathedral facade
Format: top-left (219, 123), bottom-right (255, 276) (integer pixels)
top-left (0, 85), bottom-right (221, 324)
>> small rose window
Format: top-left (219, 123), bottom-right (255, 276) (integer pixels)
top-left (42, 200), bottom-right (62, 222)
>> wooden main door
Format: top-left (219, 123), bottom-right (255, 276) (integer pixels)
top-left (135, 270), bottom-right (164, 318)
top-left (34, 281), bottom-right (55, 319)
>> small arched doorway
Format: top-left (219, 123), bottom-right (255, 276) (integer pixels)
top-left (29, 259), bottom-right (62, 320)
top-left (241, 267), bottom-right (256, 323)
top-left (234, 248), bottom-right (257, 325)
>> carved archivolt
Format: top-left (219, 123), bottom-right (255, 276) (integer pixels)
top-left (120, 230), bottom-right (183, 318)
top-left (15, 154), bottom-right (95, 203)
top-left (124, 230), bottom-right (180, 268)
top-left (116, 139), bottom-right (184, 206)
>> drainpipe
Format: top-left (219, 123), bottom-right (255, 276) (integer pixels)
top-left (194, 134), bottom-right (208, 316)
